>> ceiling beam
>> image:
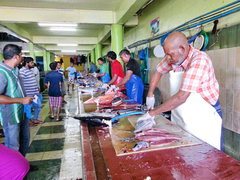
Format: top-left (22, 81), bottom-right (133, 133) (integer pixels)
top-left (0, 6), bottom-right (115, 24)
top-left (33, 36), bottom-right (98, 45)
top-left (0, 23), bottom-right (33, 42)
top-left (116, 0), bottom-right (149, 24)
top-left (97, 25), bottom-right (111, 43)
top-left (44, 45), bottom-right (94, 51)
top-left (125, 15), bottom-right (138, 27)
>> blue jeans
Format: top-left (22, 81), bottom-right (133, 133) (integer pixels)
top-left (33, 94), bottom-right (42, 120)
top-left (2, 122), bottom-right (20, 151)
top-left (32, 102), bottom-right (41, 120)
top-left (2, 119), bottom-right (30, 157)
top-left (19, 118), bottom-right (30, 156)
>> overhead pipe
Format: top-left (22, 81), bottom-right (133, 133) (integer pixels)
top-left (128, 0), bottom-right (240, 49)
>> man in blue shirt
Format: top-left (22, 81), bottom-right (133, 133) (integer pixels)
top-left (89, 62), bottom-right (98, 73)
top-left (66, 62), bottom-right (76, 91)
top-left (45, 62), bottom-right (63, 121)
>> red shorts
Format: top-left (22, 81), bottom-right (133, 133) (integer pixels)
top-left (49, 96), bottom-right (62, 108)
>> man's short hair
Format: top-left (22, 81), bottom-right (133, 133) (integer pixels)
top-left (22, 57), bottom-right (34, 66)
top-left (119, 49), bottom-right (131, 56)
top-left (49, 62), bottom-right (57, 70)
top-left (3, 44), bottom-right (22, 60)
top-left (97, 57), bottom-right (105, 63)
top-left (106, 51), bottom-right (116, 60)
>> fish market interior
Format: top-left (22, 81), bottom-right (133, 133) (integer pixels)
top-left (1, 0), bottom-right (240, 179)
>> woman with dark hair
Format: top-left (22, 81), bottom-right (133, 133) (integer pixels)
top-left (92, 57), bottom-right (110, 83)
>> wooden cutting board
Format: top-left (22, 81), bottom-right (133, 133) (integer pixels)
top-left (110, 115), bottom-right (202, 156)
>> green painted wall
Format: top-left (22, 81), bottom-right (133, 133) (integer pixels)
top-left (35, 51), bottom-right (44, 57)
top-left (0, 53), bottom-right (3, 61)
top-left (91, 49), bottom-right (95, 64)
top-left (28, 42), bottom-right (36, 60)
top-left (124, 0), bottom-right (236, 47)
top-left (102, 45), bottom-right (111, 56)
top-left (50, 53), bottom-right (55, 63)
top-left (95, 43), bottom-right (102, 67)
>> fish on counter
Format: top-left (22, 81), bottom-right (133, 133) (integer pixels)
top-left (84, 91), bottom-right (126, 105)
top-left (134, 118), bottom-right (156, 133)
top-left (73, 113), bottom-right (116, 126)
top-left (135, 128), bottom-right (181, 147)
top-left (112, 97), bottom-right (123, 106)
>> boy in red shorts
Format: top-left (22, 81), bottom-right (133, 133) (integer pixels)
top-left (44, 62), bottom-right (63, 121)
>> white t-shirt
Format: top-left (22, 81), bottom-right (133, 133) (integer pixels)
top-left (31, 66), bottom-right (40, 88)
top-left (66, 66), bottom-right (76, 77)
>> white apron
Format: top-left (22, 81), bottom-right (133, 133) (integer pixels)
top-left (169, 71), bottom-right (222, 150)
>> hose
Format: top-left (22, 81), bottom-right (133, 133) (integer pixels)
top-left (111, 111), bottom-right (144, 123)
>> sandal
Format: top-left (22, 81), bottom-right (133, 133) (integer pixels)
top-left (32, 120), bottom-right (44, 124)
top-left (29, 121), bottom-right (38, 127)
top-left (49, 115), bottom-right (54, 119)
top-left (56, 117), bottom-right (62, 121)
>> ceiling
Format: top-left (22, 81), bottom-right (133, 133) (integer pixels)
top-left (0, 0), bottom-right (151, 55)
top-left (0, 0), bottom-right (122, 11)
top-left (17, 23), bottom-right (105, 37)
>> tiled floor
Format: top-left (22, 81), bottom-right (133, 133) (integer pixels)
top-left (1, 91), bottom-right (83, 180)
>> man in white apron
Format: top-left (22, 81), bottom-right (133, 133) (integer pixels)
top-left (138, 32), bottom-right (222, 150)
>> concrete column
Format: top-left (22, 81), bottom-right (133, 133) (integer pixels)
top-left (28, 42), bottom-right (36, 60)
top-left (86, 53), bottom-right (90, 70)
top-left (95, 43), bottom-right (102, 67)
top-left (50, 53), bottom-right (55, 63)
top-left (111, 24), bottom-right (124, 65)
top-left (91, 49), bottom-right (95, 64)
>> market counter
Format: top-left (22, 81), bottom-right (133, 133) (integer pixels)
top-left (78, 91), bottom-right (240, 180)
top-left (80, 107), bottom-right (240, 180)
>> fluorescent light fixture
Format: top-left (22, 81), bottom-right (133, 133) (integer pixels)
top-left (50, 27), bottom-right (76, 31)
top-left (38, 23), bottom-right (77, 27)
top-left (61, 50), bottom-right (76, 53)
top-left (57, 43), bottom-right (78, 47)
top-left (18, 37), bottom-right (29, 43)
top-left (22, 50), bottom-right (30, 53)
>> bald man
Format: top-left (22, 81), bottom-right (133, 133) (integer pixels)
top-left (137, 32), bottom-right (222, 150)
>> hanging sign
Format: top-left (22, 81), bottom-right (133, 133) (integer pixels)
top-left (150, 17), bottom-right (160, 35)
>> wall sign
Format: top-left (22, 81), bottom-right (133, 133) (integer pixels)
top-left (150, 17), bottom-right (160, 35)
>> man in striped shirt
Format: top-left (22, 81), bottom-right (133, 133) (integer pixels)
top-left (19, 57), bottom-right (43, 126)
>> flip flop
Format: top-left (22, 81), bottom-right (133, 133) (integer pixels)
top-left (33, 120), bottom-right (44, 124)
top-left (49, 115), bottom-right (54, 119)
top-left (29, 121), bottom-right (38, 127)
